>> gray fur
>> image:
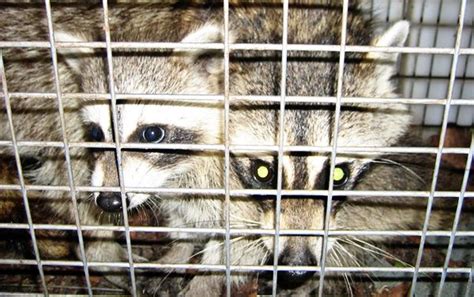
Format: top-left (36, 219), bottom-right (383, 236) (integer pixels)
top-left (0, 1), bottom-right (464, 296)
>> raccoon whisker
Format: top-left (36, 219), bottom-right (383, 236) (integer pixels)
top-left (143, 198), bottom-right (161, 224)
top-left (229, 214), bottom-right (261, 226)
top-left (339, 238), bottom-right (385, 262)
top-left (336, 239), bottom-right (378, 285)
top-left (97, 209), bottom-right (105, 223)
top-left (329, 250), bottom-right (348, 294)
top-left (334, 241), bottom-right (361, 267)
top-left (260, 251), bottom-right (269, 266)
top-left (330, 248), bottom-right (353, 297)
top-left (329, 246), bottom-right (342, 267)
top-left (252, 239), bottom-right (270, 264)
top-left (168, 218), bottom-right (259, 229)
top-left (231, 242), bottom-right (257, 265)
top-left (86, 192), bottom-right (95, 202)
top-left (339, 237), bottom-right (412, 281)
top-left (134, 203), bottom-right (143, 220)
top-left (147, 197), bottom-right (160, 211)
top-left (175, 216), bottom-right (260, 228)
top-left (230, 222), bottom-right (260, 228)
top-left (230, 238), bottom-right (265, 265)
top-left (189, 236), bottom-right (245, 260)
top-left (150, 266), bottom-right (177, 295)
top-left (345, 237), bottom-right (412, 268)
top-left (336, 241), bottom-right (362, 296)
top-left (372, 158), bottom-right (425, 185)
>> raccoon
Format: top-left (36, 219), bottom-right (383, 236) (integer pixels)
top-left (0, 0), bottom-right (222, 290)
top-left (0, 1), bottom-right (465, 296)
top-left (118, 2), bottom-right (466, 296)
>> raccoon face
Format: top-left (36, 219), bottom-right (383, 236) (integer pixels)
top-left (231, 146), bottom-right (371, 260)
top-left (57, 25), bottom-right (226, 212)
top-left (88, 120), bottom-right (211, 211)
top-left (228, 21), bottom-right (411, 286)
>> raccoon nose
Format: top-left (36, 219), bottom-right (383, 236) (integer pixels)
top-left (96, 192), bottom-right (127, 212)
top-left (277, 247), bottom-right (316, 288)
top-left (278, 269), bottom-right (314, 288)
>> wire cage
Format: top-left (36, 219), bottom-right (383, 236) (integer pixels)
top-left (0, 0), bottom-right (472, 296)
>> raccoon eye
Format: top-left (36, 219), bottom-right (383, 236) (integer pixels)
top-left (141, 126), bottom-right (165, 143)
top-left (333, 164), bottom-right (350, 187)
top-left (89, 124), bottom-right (104, 142)
top-left (253, 161), bottom-right (274, 183)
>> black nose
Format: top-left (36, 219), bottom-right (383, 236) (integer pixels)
top-left (96, 192), bottom-right (125, 212)
top-left (277, 246), bottom-right (317, 288)
top-left (277, 269), bottom-right (314, 288)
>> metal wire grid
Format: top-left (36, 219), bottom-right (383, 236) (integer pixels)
top-left (223, 0), bottom-right (232, 295)
top-left (399, 0), bottom-right (473, 126)
top-left (409, 0), bottom-right (468, 296)
top-left (271, 1), bottom-right (289, 295)
top-left (100, 0), bottom-right (138, 295)
top-left (319, 0), bottom-right (349, 294)
top-left (0, 0), bottom-right (472, 296)
top-left (42, 0), bottom-right (94, 295)
top-left (0, 38), bottom-right (48, 296)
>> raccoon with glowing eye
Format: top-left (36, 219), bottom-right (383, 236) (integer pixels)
top-left (1, 1), bottom-right (466, 296)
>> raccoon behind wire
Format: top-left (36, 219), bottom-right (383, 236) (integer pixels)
top-left (0, 1), bottom-right (468, 296)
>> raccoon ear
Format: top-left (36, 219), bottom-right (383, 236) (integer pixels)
top-left (368, 21), bottom-right (409, 62)
top-left (54, 31), bottom-right (95, 74)
top-left (176, 24), bottom-right (235, 74)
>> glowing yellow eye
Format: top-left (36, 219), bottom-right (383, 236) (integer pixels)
top-left (257, 165), bottom-right (269, 179)
top-left (333, 167), bottom-right (345, 182)
top-left (333, 165), bottom-right (349, 187)
top-left (253, 161), bottom-right (273, 183)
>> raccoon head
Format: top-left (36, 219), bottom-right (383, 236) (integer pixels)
top-left (230, 21), bottom-right (410, 286)
top-left (56, 25), bottom-right (226, 212)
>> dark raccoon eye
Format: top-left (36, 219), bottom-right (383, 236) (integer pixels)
top-left (89, 125), bottom-right (104, 142)
top-left (252, 161), bottom-right (274, 183)
top-left (141, 126), bottom-right (165, 143)
top-left (333, 164), bottom-right (350, 187)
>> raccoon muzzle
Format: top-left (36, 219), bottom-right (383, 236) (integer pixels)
top-left (277, 245), bottom-right (317, 288)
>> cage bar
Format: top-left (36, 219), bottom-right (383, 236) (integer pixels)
top-left (0, 52), bottom-right (49, 296)
top-left (318, 0), bottom-right (350, 295)
top-left (43, 0), bottom-right (93, 294)
top-left (1, 258), bottom-right (472, 275)
top-left (437, 134), bottom-right (474, 295)
top-left (1, 223), bottom-right (474, 238)
top-left (3, 92), bottom-right (474, 106)
top-left (271, 1), bottom-right (289, 295)
top-left (100, 0), bottom-right (138, 295)
top-left (1, 141), bottom-right (474, 156)
top-left (223, 0), bottom-right (232, 296)
top-left (409, 0), bottom-right (468, 295)
top-left (1, 40), bottom-right (473, 56)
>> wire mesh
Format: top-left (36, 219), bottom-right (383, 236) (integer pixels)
top-left (0, 0), bottom-right (472, 296)
top-left (100, 0), bottom-right (138, 295)
top-left (409, 0), bottom-right (468, 295)
top-left (318, 0), bottom-right (349, 295)
top-left (43, 0), bottom-right (93, 294)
